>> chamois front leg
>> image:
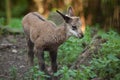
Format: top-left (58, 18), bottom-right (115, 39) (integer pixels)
top-left (49, 49), bottom-right (58, 80)
top-left (49, 49), bottom-right (58, 73)
top-left (27, 38), bottom-right (34, 66)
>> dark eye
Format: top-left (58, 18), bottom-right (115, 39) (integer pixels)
top-left (72, 26), bottom-right (77, 30)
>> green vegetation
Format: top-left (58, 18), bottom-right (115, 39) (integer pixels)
top-left (0, 18), bottom-right (23, 35)
top-left (8, 18), bottom-right (23, 33)
top-left (23, 66), bottom-right (50, 80)
top-left (9, 66), bottom-right (18, 80)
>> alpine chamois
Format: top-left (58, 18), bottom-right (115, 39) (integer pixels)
top-left (22, 7), bottom-right (84, 74)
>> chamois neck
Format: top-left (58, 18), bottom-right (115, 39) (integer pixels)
top-left (55, 25), bottom-right (68, 44)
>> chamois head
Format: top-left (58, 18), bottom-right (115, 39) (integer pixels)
top-left (56, 7), bottom-right (84, 38)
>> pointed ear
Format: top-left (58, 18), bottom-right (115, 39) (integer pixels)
top-left (68, 6), bottom-right (74, 16)
top-left (56, 10), bottom-right (72, 23)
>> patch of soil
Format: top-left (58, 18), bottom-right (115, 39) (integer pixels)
top-left (0, 34), bottom-right (29, 80)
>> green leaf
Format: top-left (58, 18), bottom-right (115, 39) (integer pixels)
top-left (107, 54), bottom-right (119, 61)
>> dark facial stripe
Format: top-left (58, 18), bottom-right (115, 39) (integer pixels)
top-left (32, 13), bottom-right (45, 21)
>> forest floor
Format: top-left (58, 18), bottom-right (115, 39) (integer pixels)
top-left (0, 34), bottom-right (29, 80)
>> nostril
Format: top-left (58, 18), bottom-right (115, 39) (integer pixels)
top-left (78, 33), bottom-right (84, 38)
top-left (80, 33), bottom-right (84, 38)
top-left (81, 34), bottom-right (84, 38)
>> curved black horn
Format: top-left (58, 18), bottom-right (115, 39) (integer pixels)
top-left (56, 10), bottom-right (71, 23)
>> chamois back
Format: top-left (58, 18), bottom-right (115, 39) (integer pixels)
top-left (22, 12), bottom-right (58, 43)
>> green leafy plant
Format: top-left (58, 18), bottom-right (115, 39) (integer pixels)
top-left (8, 18), bottom-right (23, 33)
top-left (54, 66), bottom-right (76, 80)
top-left (80, 30), bottom-right (120, 80)
top-left (24, 65), bottom-right (50, 80)
top-left (54, 65), bottom-right (96, 80)
top-left (9, 66), bottom-right (17, 80)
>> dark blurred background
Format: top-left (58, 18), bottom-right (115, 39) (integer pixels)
top-left (0, 0), bottom-right (120, 33)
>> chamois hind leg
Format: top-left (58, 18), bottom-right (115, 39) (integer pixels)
top-left (34, 47), bottom-right (46, 71)
top-left (27, 38), bottom-right (34, 66)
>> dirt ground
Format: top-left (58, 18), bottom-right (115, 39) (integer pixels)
top-left (0, 34), bottom-right (29, 80)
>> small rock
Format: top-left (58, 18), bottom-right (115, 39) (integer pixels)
top-left (12, 49), bottom-right (17, 53)
top-left (20, 65), bottom-right (25, 68)
top-left (17, 56), bottom-right (22, 60)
